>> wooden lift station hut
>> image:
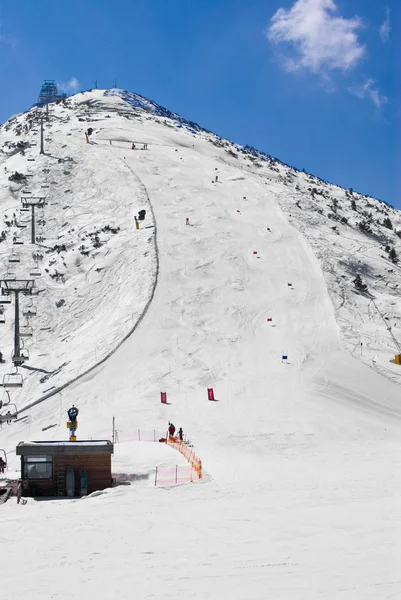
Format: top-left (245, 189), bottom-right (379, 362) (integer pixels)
top-left (16, 440), bottom-right (114, 497)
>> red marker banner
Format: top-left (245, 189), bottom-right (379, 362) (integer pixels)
top-left (207, 388), bottom-right (215, 401)
top-left (161, 392), bottom-right (167, 404)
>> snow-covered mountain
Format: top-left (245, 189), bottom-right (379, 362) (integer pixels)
top-left (0, 89), bottom-right (400, 599)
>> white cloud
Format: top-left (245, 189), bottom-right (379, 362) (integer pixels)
top-left (379, 7), bottom-right (390, 43)
top-left (350, 79), bottom-right (388, 109)
top-left (58, 77), bottom-right (80, 94)
top-left (266, 0), bottom-right (365, 75)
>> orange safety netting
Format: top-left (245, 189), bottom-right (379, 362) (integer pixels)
top-left (154, 465), bottom-right (196, 487)
top-left (167, 437), bottom-right (203, 479)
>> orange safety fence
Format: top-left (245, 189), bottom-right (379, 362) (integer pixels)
top-left (167, 437), bottom-right (203, 480)
top-left (154, 465), bottom-right (196, 487)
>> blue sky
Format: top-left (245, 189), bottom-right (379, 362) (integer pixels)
top-left (0, 1), bottom-right (398, 205)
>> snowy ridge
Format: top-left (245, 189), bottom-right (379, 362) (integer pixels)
top-left (105, 88), bottom-right (210, 135)
top-left (0, 88), bottom-right (400, 599)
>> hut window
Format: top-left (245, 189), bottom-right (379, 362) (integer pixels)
top-left (23, 456), bottom-right (53, 479)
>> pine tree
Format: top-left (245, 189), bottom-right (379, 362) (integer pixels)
top-left (389, 248), bottom-right (398, 263)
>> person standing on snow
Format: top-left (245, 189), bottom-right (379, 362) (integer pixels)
top-left (185, 218), bottom-right (190, 225)
top-left (168, 422), bottom-right (176, 437)
top-left (178, 427), bottom-right (183, 441)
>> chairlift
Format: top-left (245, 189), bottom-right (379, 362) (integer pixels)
top-left (36, 236), bottom-right (45, 243)
top-left (0, 404), bottom-right (18, 423)
top-left (23, 305), bottom-right (37, 318)
top-left (1, 372), bottom-right (23, 388)
top-left (12, 348), bottom-right (29, 364)
top-left (0, 314), bottom-right (5, 324)
top-left (19, 326), bottom-right (33, 338)
top-left (32, 252), bottom-right (44, 262)
top-left (20, 207), bottom-right (30, 212)
top-left (0, 296), bottom-right (11, 304)
top-left (9, 252), bottom-right (20, 263)
top-left (4, 272), bottom-right (16, 281)
top-left (0, 449), bottom-right (7, 470)
top-left (13, 237), bottom-right (24, 245)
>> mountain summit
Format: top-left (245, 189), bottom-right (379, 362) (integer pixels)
top-left (0, 88), bottom-right (400, 599)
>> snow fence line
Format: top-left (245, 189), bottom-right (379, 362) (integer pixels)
top-left (18, 165), bottom-right (159, 416)
top-left (116, 429), bottom-right (166, 443)
top-left (154, 464), bottom-right (196, 487)
top-left (167, 437), bottom-right (203, 480)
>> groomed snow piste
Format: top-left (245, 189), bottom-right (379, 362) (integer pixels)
top-left (0, 90), bottom-right (400, 599)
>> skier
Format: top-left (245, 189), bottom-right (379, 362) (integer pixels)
top-left (132, 143), bottom-right (135, 150)
top-left (0, 456), bottom-right (5, 473)
top-left (168, 422), bottom-right (176, 438)
top-left (185, 217), bottom-right (190, 226)
top-left (178, 427), bottom-right (183, 441)
top-left (215, 175), bottom-right (218, 183)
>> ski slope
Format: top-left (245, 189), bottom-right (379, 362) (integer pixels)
top-left (0, 90), bottom-right (400, 599)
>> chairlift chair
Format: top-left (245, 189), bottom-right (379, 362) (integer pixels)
top-left (0, 449), bottom-right (7, 470)
top-left (9, 252), bottom-right (21, 263)
top-left (13, 237), bottom-right (24, 245)
top-left (19, 326), bottom-right (33, 338)
top-left (4, 272), bottom-right (16, 281)
top-left (0, 296), bottom-right (11, 304)
top-left (0, 314), bottom-right (5, 324)
top-left (0, 404), bottom-right (18, 423)
top-left (23, 304), bottom-right (37, 317)
top-left (12, 349), bottom-right (29, 365)
top-left (1, 372), bottom-right (23, 388)
top-left (29, 265), bottom-right (41, 277)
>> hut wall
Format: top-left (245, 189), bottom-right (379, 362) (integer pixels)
top-left (54, 454), bottom-right (112, 494)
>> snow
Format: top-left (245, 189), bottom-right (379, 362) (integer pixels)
top-left (0, 89), bottom-right (400, 599)
top-left (17, 440), bottom-right (111, 447)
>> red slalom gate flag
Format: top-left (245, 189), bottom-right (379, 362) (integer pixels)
top-left (267, 318), bottom-right (273, 322)
top-left (207, 388), bottom-right (215, 401)
top-left (161, 392), bottom-right (167, 404)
